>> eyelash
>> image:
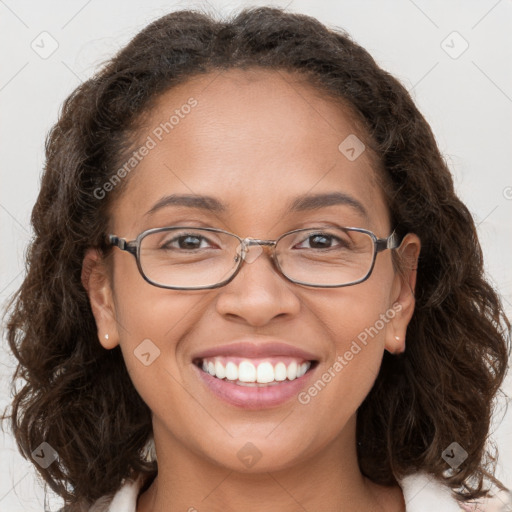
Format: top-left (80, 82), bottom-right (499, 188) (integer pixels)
top-left (158, 229), bottom-right (349, 252)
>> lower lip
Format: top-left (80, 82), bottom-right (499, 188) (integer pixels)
top-left (194, 364), bottom-right (316, 410)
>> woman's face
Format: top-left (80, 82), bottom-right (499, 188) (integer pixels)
top-left (85, 68), bottom-right (419, 473)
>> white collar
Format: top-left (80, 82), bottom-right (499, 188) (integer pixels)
top-left (93, 471), bottom-right (512, 511)
top-left (400, 472), bottom-right (462, 511)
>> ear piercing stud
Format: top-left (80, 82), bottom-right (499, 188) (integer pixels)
top-left (104, 334), bottom-right (109, 340)
top-left (395, 336), bottom-right (400, 341)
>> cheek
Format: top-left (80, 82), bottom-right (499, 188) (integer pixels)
top-left (111, 257), bottom-right (204, 395)
top-left (300, 273), bottom-right (394, 408)
top-left (115, 288), bottom-right (202, 369)
top-left (114, 290), bottom-right (207, 438)
top-left (314, 261), bottom-right (394, 352)
top-left (112, 251), bottom-right (202, 346)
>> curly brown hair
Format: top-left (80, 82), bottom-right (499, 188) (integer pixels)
top-left (2, 6), bottom-right (510, 509)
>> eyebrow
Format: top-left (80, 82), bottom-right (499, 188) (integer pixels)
top-left (144, 194), bottom-right (226, 216)
top-left (144, 192), bottom-right (368, 219)
top-left (287, 192), bottom-right (368, 219)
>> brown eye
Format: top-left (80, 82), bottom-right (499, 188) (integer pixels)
top-left (162, 234), bottom-right (209, 250)
top-left (294, 232), bottom-right (348, 250)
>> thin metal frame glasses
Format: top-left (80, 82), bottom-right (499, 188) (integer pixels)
top-left (107, 226), bottom-right (401, 290)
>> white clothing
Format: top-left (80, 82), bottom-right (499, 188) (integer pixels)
top-left (87, 471), bottom-right (512, 511)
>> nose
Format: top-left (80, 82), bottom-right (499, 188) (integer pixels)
top-left (215, 243), bottom-right (302, 327)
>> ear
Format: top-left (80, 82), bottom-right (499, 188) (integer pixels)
top-left (81, 247), bottom-right (120, 349)
top-left (384, 233), bottom-right (421, 355)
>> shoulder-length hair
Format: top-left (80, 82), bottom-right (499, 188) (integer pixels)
top-left (3, 6), bottom-right (510, 508)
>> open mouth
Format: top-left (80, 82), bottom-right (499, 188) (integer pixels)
top-left (193, 357), bottom-right (319, 387)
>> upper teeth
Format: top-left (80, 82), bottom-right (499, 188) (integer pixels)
top-left (201, 358), bottom-right (311, 384)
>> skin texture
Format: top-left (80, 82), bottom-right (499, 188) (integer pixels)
top-left (83, 68), bottom-right (420, 512)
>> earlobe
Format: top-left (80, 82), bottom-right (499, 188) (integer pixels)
top-left (81, 248), bottom-right (120, 349)
top-left (384, 233), bottom-right (421, 354)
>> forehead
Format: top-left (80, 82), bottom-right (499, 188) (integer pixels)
top-left (111, 68), bottom-right (388, 235)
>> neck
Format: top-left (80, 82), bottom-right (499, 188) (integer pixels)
top-left (137, 415), bottom-right (404, 512)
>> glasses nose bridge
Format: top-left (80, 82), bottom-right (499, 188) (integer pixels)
top-left (242, 237), bottom-right (276, 247)
top-left (239, 237), bottom-right (278, 263)
top-left (241, 237), bottom-right (277, 251)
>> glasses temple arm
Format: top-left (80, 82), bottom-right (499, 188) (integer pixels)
top-left (107, 234), bottom-right (138, 256)
top-left (375, 230), bottom-right (402, 252)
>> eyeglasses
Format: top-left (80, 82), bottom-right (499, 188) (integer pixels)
top-left (106, 226), bottom-right (401, 290)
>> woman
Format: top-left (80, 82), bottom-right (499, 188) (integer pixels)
top-left (3, 6), bottom-right (511, 511)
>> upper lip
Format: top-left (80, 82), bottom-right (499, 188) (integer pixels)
top-left (192, 339), bottom-right (320, 361)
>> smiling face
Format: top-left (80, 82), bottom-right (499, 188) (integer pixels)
top-left (84, 68), bottom-right (419, 477)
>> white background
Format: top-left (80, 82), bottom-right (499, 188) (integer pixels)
top-left (1, 0), bottom-right (511, 510)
